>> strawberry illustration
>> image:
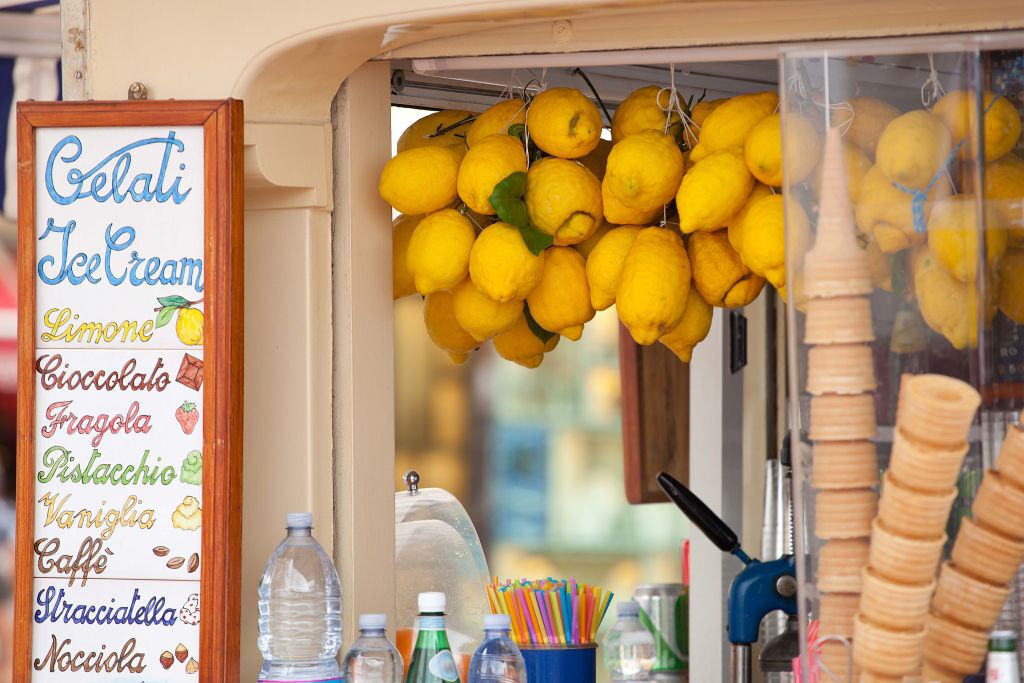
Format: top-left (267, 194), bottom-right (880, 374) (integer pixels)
top-left (175, 402), bottom-right (199, 435)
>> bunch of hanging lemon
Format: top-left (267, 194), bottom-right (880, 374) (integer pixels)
top-left (380, 84), bottom-right (807, 367)
top-left (838, 91), bottom-right (1024, 350)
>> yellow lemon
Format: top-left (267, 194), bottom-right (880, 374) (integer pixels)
top-left (659, 288), bottom-right (713, 362)
top-left (585, 225), bottom-right (643, 310)
top-left (468, 222), bottom-right (544, 302)
top-left (743, 113), bottom-right (820, 187)
top-left (985, 153), bottom-right (1024, 245)
top-left (998, 248), bottom-right (1024, 324)
top-left (854, 164), bottom-right (951, 253)
top-left (726, 183), bottom-right (773, 252)
top-left (933, 89), bottom-right (1022, 161)
top-left (738, 194), bottom-right (809, 288)
top-left (689, 91), bottom-right (778, 162)
top-left (617, 227), bottom-right (692, 344)
top-left (677, 149), bottom-right (755, 233)
top-left (604, 130), bottom-right (685, 211)
top-left (913, 247), bottom-right (995, 350)
top-left (831, 96), bottom-right (900, 158)
top-left (176, 308), bottom-right (204, 346)
top-left (577, 138), bottom-right (614, 180)
top-left (392, 213), bottom-right (421, 299)
top-left (525, 247), bottom-right (595, 340)
top-left (407, 209), bottom-right (476, 294)
top-left (493, 313), bottom-right (560, 368)
top-left (603, 182), bottom-right (662, 225)
top-left (467, 99), bottom-right (528, 147)
top-left (379, 146), bottom-right (461, 215)
top-left (875, 110), bottom-right (953, 189)
top-left (524, 157), bottom-right (603, 245)
top-left (776, 266), bottom-right (809, 313)
top-left (451, 277), bottom-right (522, 342)
top-left (926, 195), bottom-right (1008, 283)
top-left (423, 290), bottom-right (479, 364)
top-left (397, 109), bottom-right (473, 153)
top-left (685, 98), bottom-right (727, 147)
top-left (526, 87), bottom-right (602, 159)
top-left (456, 134), bottom-right (527, 215)
top-left (574, 220), bottom-right (614, 259)
top-left (611, 85), bottom-right (678, 142)
top-left (688, 229), bottom-right (766, 308)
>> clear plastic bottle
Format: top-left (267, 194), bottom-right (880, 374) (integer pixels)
top-left (602, 600), bottom-right (656, 682)
top-left (467, 614), bottom-right (526, 683)
top-left (342, 614), bottom-right (404, 683)
top-left (258, 512), bottom-right (343, 682)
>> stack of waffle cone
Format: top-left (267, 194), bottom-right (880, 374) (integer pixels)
top-left (855, 374), bottom-right (980, 679)
top-left (807, 129), bottom-right (878, 679)
top-left (924, 414), bottom-right (1024, 678)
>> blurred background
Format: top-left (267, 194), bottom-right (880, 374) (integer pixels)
top-left (391, 106), bottom-right (689, 638)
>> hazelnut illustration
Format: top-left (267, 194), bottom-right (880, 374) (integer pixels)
top-left (175, 643), bottom-right (188, 663)
top-left (186, 657), bottom-right (199, 674)
top-left (160, 651), bottom-right (174, 669)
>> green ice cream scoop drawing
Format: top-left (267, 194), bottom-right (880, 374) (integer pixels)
top-left (181, 451), bottom-right (202, 485)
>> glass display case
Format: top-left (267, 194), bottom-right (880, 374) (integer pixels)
top-left (782, 35), bottom-right (1024, 681)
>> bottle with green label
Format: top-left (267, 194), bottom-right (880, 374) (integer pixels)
top-left (405, 592), bottom-right (461, 683)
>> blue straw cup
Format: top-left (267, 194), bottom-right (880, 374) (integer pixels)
top-left (520, 645), bottom-right (597, 683)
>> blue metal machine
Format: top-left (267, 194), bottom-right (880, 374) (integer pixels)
top-left (657, 472), bottom-right (798, 683)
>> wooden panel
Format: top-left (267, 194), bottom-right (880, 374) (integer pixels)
top-left (14, 100), bottom-right (243, 683)
top-left (619, 324), bottom-right (690, 504)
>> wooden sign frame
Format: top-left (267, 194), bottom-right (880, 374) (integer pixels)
top-left (14, 100), bottom-right (244, 682)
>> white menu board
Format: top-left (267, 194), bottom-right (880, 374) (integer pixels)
top-left (29, 126), bottom-right (206, 680)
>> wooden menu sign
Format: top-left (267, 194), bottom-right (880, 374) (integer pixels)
top-left (14, 101), bottom-right (243, 682)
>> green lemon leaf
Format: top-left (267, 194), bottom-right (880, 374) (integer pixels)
top-left (523, 302), bottom-right (555, 344)
top-left (492, 196), bottom-right (530, 228)
top-left (491, 171), bottom-right (527, 201)
top-left (518, 222), bottom-right (554, 255)
top-left (157, 295), bottom-right (190, 308)
top-left (155, 306), bottom-right (178, 328)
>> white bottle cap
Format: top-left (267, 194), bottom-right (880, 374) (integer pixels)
top-left (484, 614), bottom-right (511, 630)
top-left (360, 613), bottom-right (387, 630)
top-left (418, 592), bottom-right (446, 613)
top-left (286, 512), bottom-right (313, 529)
top-left (617, 600), bottom-right (640, 617)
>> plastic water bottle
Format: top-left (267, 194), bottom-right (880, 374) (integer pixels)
top-left (467, 614), bottom-right (526, 683)
top-left (342, 614), bottom-right (404, 683)
top-left (258, 512), bottom-right (343, 682)
top-left (602, 600), bottom-right (656, 682)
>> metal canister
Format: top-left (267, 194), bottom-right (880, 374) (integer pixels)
top-left (986, 629), bottom-right (1020, 683)
top-left (634, 583), bottom-right (688, 677)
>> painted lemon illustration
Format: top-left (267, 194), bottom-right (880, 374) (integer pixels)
top-left (155, 295), bottom-right (205, 346)
top-left (176, 309), bottom-right (205, 346)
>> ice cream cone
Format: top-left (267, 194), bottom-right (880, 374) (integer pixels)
top-left (804, 296), bottom-right (875, 345)
top-left (877, 471), bottom-right (956, 540)
top-left (868, 519), bottom-right (945, 584)
top-left (950, 517), bottom-right (1024, 585)
top-left (806, 343), bottom-right (877, 395)
top-left (818, 537), bottom-right (871, 592)
top-left (897, 374), bottom-right (981, 449)
top-left (931, 561), bottom-right (1010, 631)
top-left (820, 592), bottom-right (860, 637)
top-left (809, 393), bottom-right (877, 441)
top-left (812, 441), bottom-right (880, 490)
top-left (972, 470), bottom-right (1024, 541)
top-left (995, 423), bottom-right (1024, 490)
top-left (888, 428), bottom-right (969, 494)
top-left (921, 612), bottom-right (988, 675)
top-left (816, 488), bottom-right (879, 539)
top-left (819, 640), bottom-right (858, 683)
top-left (858, 566), bottom-right (934, 631)
top-left (853, 612), bottom-right (925, 676)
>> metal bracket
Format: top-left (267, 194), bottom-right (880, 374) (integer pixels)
top-left (127, 82), bottom-right (148, 100)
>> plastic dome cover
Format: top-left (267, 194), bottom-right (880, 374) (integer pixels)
top-left (395, 486), bottom-right (490, 664)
